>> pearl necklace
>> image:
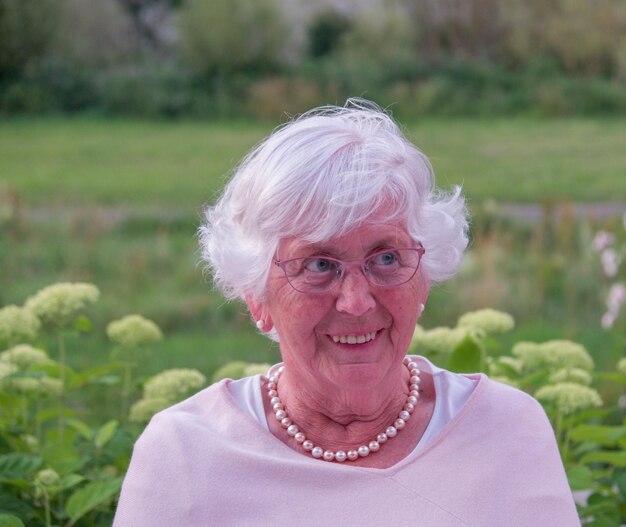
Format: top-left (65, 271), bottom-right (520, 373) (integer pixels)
top-left (265, 356), bottom-right (421, 463)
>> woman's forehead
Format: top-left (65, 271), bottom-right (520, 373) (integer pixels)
top-left (279, 220), bottom-right (412, 257)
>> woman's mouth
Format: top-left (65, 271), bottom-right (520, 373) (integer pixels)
top-left (331, 331), bottom-right (378, 345)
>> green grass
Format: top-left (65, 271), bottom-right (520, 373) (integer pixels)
top-left (1, 116), bottom-right (624, 386)
top-left (1, 117), bottom-right (626, 206)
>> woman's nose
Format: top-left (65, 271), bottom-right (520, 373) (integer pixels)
top-left (335, 268), bottom-right (376, 316)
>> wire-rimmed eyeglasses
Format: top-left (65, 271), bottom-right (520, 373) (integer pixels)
top-left (274, 243), bottom-right (425, 294)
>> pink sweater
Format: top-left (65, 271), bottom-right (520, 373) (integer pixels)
top-left (114, 371), bottom-right (580, 526)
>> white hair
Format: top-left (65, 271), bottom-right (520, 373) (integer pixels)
top-left (199, 99), bottom-right (469, 302)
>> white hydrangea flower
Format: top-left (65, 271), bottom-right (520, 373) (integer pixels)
top-left (0, 344), bottom-right (52, 370)
top-left (617, 358), bottom-right (626, 376)
top-left (107, 314), bottom-right (162, 348)
top-left (143, 368), bottom-right (206, 404)
top-left (35, 468), bottom-right (61, 487)
top-left (411, 325), bottom-right (470, 354)
top-left (7, 376), bottom-right (61, 396)
top-left (243, 363), bottom-right (271, 377)
top-left (129, 397), bottom-right (170, 423)
top-left (0, 305), bottom-right (40, 345)
top-left (512, 340), bottom-right (594, 372)
top-left (211, 361), bottom-right (249, 383)
top-left (0, 361), bottom-right (18, 380)
top-left (535, 383), bottom-right (602, 415)
top-left (457, 308), bottom-right (515, 335)
top-left (490, 356), bottom-right (523, 377)
top-left (25, 283), bottom-right (99, 327)
top-left (549, 368), bottom-right (592, 386)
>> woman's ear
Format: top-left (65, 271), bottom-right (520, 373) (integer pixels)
top-left (245, 294), bottom-right (273, 332)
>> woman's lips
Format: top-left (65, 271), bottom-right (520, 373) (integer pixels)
top-left (330, 330), bottom-right (378, 345)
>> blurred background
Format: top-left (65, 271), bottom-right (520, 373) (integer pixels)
top-left (1, 0), bottom-right (625, 383)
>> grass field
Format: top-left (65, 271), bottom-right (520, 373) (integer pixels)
top-left (1, 117), bottom-right (625, 390)
top-left (2, 117), bottom-right (626, 206)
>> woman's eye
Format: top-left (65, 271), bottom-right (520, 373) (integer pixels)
top-left (304, 258), bottom-right (335, 273)
top-left (371, 251), bottom-right (398, 266)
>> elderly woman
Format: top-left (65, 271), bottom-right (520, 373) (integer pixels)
top-left (114, 100), bottom-right (579, 526)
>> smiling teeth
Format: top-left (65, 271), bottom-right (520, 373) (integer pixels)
top-left (332, 331), bottom-right (377, 344)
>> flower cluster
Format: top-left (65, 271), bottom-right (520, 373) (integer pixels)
top-left (107, 315), bottom-right (162, 349)
top-left (535, 383), bottom-right (602, 416)
top-left (457, 308), bottom-right (515, 335)
top-left (593, 224), bottom-right (626, 329)
top-left (0, 344), bottom-right (52, 370)
top-left (512, 340), bottom-right (594, 373)
top-left (549, 367), bottom-right (592, 386)
top-left (129, 368), bottom-right (206, 423)
top-left (0, 305), bottom-right (40, 346)
top-left (411, 325), bottom-right (471, 354)
top-left (25, 283), bottom-right (100, 327)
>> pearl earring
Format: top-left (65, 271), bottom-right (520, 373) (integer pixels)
top-left (256, 319), bottom-right (265, 331)
top-left (418, 303), bottom-right (425, 314)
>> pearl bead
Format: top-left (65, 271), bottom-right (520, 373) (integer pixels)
top-left (335, 450), bottom-right (347, 462)
top-left (281, 417), bottom-right (291, 428)
top-left (395, 418), bottom-right (406, 430)
top-left (270, 396), bottom-right (281, 406)
top-left (377, 433), bottom-right (388, 443)
top-left (278, 366), bottom-right (285, 373)
top-left (323, 450), bottom-right (335, 461)
top-left (268, 389), bottom-right (278, 397)
top-left (295, 432), bottom-right (306, 442)
top-left (287, 424), bottom-right (299, 436)
top-left (410, 376), bottom-right (420, 385)
top-left (409, 390), bottom-right (419, 398)
top-left (386, 426), bottom-right (398, 438)
top-left (272, 402), bottom-right (283, 411)
top-left (275, 410), bottom-right (286, 420)
top-left (303, 440), bottom-right (314, 451)
top-left (269, 375), bottom-right (278, 384)
top-left (403, 357), bottom-right (411, 365)
top-left (267, 381), bottom-right (276, 390)
top-left (369, 441), bottom-right (380, 452)
top-left (407, 395), bottom-right (418, 405)
top-left (358, 445), bottom-right (370, 457)
top-left (347, 450), bottom-right (359, 461)
top-left (311, 446), bottom-right (324, 458)
top-left (409, 384), bottom-right (419, 392)
top-left (407, 361), bottom-right (418, 370)
top-left (399, 410), bottom-right (410, 421)
top-left (409, 369), bottom-right (420, 376)
top-left (405, 402), bottom-right (415, 412)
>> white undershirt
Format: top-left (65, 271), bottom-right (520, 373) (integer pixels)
top-left (228, 357), bottom-right (476, 452)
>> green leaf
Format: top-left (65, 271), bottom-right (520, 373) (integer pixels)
top-left (66, 419), bottom-right (94, 441)
top-left (60, 473), bottom-right (86, 492)
top-left (0, 454), bottom-right (41, 481)
top-left (570, 425), bottom-right (626, 447)
top-left (613, 469), bottom-right (626, 497)
top-left (66, 478), bottom-right (123, 525)
top-left (94, 420), bottom-right (118, 449)
top-left (0, 514), bottom-right (25, 527)
top-left (446, 335), bottom-right (484, 373)
top-left (73, 315), bottom-right (93, 333)
top-left (581, 451), bottom-right (626, 468)
top-left (566, 464), bottom-right (594, 490)
top-left (42, 442), bottom-right (83, 475)
top-left (67, 362), bottom-right (124, 390)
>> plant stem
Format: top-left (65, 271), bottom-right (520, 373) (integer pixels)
top-left (121, 360), bottom-right (133, 424)
top-left (58, 332), bottom-right (66, 442)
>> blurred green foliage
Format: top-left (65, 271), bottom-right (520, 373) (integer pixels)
top-left (1, 0), bottom-right (626, 117)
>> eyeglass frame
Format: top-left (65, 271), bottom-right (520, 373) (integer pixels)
top-left (273, 242), bottom-right (426, 294)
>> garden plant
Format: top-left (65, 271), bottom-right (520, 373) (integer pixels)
top-left (0, 281), bottom-right (624, 525)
